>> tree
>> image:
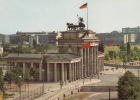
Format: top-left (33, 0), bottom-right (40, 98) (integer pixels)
top-left (33, 39), bottom-right (37, 48)
top-left (0, 68), bottom-right (7, 99)
top-left (11, 67), bottom-right (23, 89)
top-left (120, 45), bottom-right (126, 51)
top-left (98, 42), bottom-right (104, 53)
top-left (105, 54), bottom-right (109, 61)
top-left (127, 42), bottom-right (131, 55)
top-left (100, 42), bottom-right (104, 52)
top-left (24, 72), bottom-right (32, 98)
top-left (4, 71), bottom-right (13, 91)
top-left (29, 67), bottom-right (36, 81)
top-left (98, 43), bottom-right (101, 51)
top-left (118, 71), bottom-right (140, 100)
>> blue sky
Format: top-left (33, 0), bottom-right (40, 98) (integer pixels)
top-left (0, 0), bottom-right (140, 34)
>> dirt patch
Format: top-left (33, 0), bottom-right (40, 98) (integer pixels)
top-left (63, 92), bottom-right (97, 100)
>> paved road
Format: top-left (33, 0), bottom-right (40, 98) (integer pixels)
top-left (84, 66), bottom-right (140, 100)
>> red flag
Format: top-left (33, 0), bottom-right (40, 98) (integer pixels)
top-left (80, 3), bottom-right (87, 9)
top-left (108, 41), bottom-right (113, 47)
top-left (82, 43), bottom-right (90, 49)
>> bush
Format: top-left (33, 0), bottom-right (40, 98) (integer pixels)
top-left (118, 71), bottom-right (140, 100)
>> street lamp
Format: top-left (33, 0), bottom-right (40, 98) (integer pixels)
top-left (42, 69), bottom-right (44, 93)
top-left (19, 75), bottom-right (22, 100)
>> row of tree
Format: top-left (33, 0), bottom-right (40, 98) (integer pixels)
top-left (0, 67), bottom-right (36, 99)
top-left (105, 42), bottom-right (140, 63)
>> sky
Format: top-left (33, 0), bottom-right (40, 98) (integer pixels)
top-left (0, 0), bottom-right (140, 35)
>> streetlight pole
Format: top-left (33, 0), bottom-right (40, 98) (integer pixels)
top-left (19, 75), bottom-right (22, 100)
top-left (42, 69), bottom-right (44, 93)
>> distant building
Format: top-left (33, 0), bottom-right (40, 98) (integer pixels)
top-left (122, 26), bottom-right (140, 44)
top-left (3, 35), bottom-right (10, 44)
top-left (29, 35), bottom-right (39, 46)
top-left (10, 34), bottom-right (20, 44)
top-left (10, 31), bottom-right (58, 45)
top-left (95, 31), bottom-right (124, 46)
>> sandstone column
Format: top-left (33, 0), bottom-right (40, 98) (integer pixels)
top-left (72, 63), bottom-right (74, 81)
top-left (80, 48), bottom-right (83, 79)
top-left (69, 63), bottom-right (72, 82)
top-left (47, 63), bottom-right (50, 82)
top-left (96, 46), bottom-right (99, 73)
top-left (39, 63), bottom-right (42, 81)
top-left (54, 63), bottom-right (57, 82)
top-left (94, 46), bottom-right (96, 74)
top-left (84, 49), bottom-right (87, 77)
top-left (31, 62), bottom-right (33, 67)
top-left (87, 48), bottom-right (90, 76)
top-left (7, 62), bottom-right (9, 72)
top-left (91, 46), bottom-right (94, 76)
top-left (61, 63), bottom-right (64, 82)
top-left (23, 63), bottom-right (25, 77)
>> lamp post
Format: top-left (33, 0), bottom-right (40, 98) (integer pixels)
top-left (42, 69), bottom-right (44, 93)
top-left (19, 75), bottom-right (22, 100)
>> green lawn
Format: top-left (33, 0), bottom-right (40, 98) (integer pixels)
top-left (104, 46), bottom-right (120, 54)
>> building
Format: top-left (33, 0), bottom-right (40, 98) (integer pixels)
top-left (29, 35), bottom-right (39, 46)
top-left (122, 26), bottom-right (140, 44)
top-left (5, 24), bottom-right (104, 83)
top-left (10, 34), bottom-right (21, 44)
top-left (95, 31), bottom-right (124, 46)
top-left (3, 35), bottom-right (10, 44)
top-left (0, 34), bottom-right (3, 45)
top-left (9, 31), bottom-right (58, 45)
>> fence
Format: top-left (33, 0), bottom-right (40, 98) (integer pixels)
top-left (12, 86), bottom-right (44, 100)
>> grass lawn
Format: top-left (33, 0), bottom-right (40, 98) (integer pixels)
top-left (104, 45), bottom-right (140, 54)
top-left (104, 46), bottom-right (120, 54)
top-left (48, 44), bottom-right (58, 50)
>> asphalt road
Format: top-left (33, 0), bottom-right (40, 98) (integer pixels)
top-left (85, 67), bottom-right (140, 100)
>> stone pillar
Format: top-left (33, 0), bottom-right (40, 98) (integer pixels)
top-left (94, 46), bottom-right (96, 74)
top-left (61, 63), bottom-right (64, 82)
top-left (7, 62), bottom-right (9, 72)
top-left (91, 47), bottom-right (94, 75)
top-left (77, 62), bottom-right (79, 79)
top-left (64, 64), bottom-right (67, 81)
top-left (72, 63), bottom-right (74, 81)
top-left (87, 48), bottom-right (90, 76)
top-left (79, 62), bottom-right (82, 79)
top-left (31, 62), bottom-right (33, 68)
top-left (80, 48), bottom-right (83, 79)
top-left (76, 63), bottom-right (78, 79)
top-left (69, 63), bottom-right (72, 82)
top-left (23, 63), bottom-right (25, 77)
top-left (39, 63), bottom-right (42, 81)
top-left (54, 63), bottom-right (57, 82)
top-left (74, 63), bottom-right (76, 80)
top-left (96, 46), bottom-right (99, 73)
top-left (47, 63), bottom-right (50, 82)
top-left (84, 49), bottom-right (87, 77)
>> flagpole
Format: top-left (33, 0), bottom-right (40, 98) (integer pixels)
top-left (87, 2), bottom-right (88, 30)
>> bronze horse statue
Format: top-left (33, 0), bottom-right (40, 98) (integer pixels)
top-left (66, 17), bottom-right (85, 30)
top-left (66, 23), bottom-right (78, 30)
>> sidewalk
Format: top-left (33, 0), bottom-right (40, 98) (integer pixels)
top-left (35, 77), bottom-right (101, 100)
